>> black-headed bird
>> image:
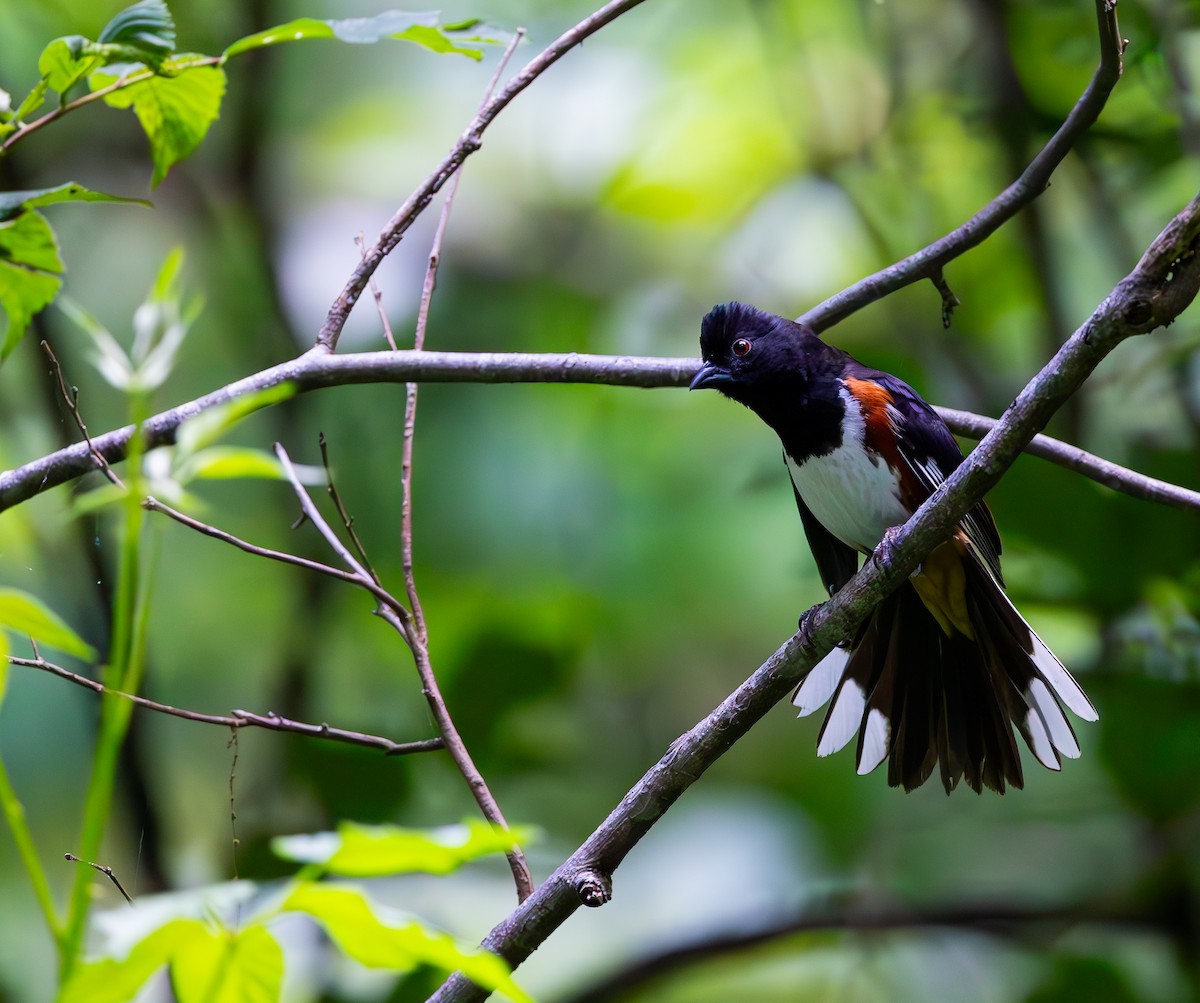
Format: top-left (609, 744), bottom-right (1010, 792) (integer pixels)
top-left (690, 301), bottom-right (1097, 794)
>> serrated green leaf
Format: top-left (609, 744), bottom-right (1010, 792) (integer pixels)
top-left (0, 183), bottom-right (151, 223)
top-left (60, 918), bottom-right (210, 1003)
top-left (0, 588), bottom-right (96, 660)
top-left (94, 57), bottom-right (226, 187)
top-left (99, 0), bottom-right (176, 64)
top-left (282, 884), bottom-right (532, 1002)
top-left (273, 819), bottom-right (532, 877)
top-left (0, 210), bottom-right (63, 360)
top-left (222, 11), bottom-right (503, 62)
top-left (175, 383), bottom-right (297, 458)
top-left (39, 36), bottom-right (103, 94)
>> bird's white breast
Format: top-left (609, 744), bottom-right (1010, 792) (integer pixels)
top-left (785, 388), bottom-right (909, 553)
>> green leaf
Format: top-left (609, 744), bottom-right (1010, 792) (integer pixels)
top-left (94, 57), bottom-right (226, 187)
top-left (62, 917), bottom-right (282, 1003)
top-left (98, 0), bottom-right (176, 64)
top-left (60, 918), bottom-right (209, 1003)
top-left (0, 588), bottom-right (96, 660)
top-left (170, 924), bottom-right (283, 1003)
top-left (39, 36), bottom-right (103, 94)
top-left (177, 446), bottom-right (287, 483)
top-left (175, 383), bottom-right (297, 458)
top-left (273, 819), bottom-right (533, 877)
top-left (223, 11), bottom-right (504, 62)
top-left (0, 210), bottom-right (64, 360)
top-left (282, 884), bottom-right (532, 1002)
top-left (0, 183), bottom-right (151, 223)
top-left (56, 295), bottom-right (134, 390)
top-left (13, 78), bottom-right (49, 122)
top-left (0, 633), bottom-right (9, 706)
top-left (70, 482), bottom-right (132, 517)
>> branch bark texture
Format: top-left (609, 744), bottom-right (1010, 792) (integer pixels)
top-left (3, 350), bottom-right (1195, 515)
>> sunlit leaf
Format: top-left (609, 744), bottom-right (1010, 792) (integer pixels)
top-left (60, 918), bottom-right (210, 1003)
top-left (0, 210), bottom-right (62, 360)
top-left (222, 11), bottom-right (504, 62)
top-left (282, 883), bottom-right (532, 1002)
top-left (272, 819), bottom-right (533, 876)
top-left (170, 924), bottom-right (283, 1003)
top-left (39, 36), bottom-right (103, 94)
top-left (11, 78), bottom-right (49, 124)
top-left (177, 446), bottom-right (287, 482)
top-left (0, 183), bottom-right (151, 223)
top-left (175, 383), bottom-right (298, 458)
top-left (94, 57), bottom-right (226, 187)
top-left (0, 588), bottom-right (96, 660)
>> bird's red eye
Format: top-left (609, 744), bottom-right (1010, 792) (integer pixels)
top-left (732, 338), bottom-right (752, 357)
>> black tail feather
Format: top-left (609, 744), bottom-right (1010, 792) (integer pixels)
top-left (804, 553), bottom-right (1093, 794)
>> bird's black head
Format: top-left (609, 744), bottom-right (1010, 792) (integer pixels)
top-left (691, 302), bottom-right (841, 400)
top-left (690, 301), bottom-right (848, 457)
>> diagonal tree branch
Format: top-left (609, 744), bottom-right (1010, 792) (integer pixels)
top-left (796, 0), bottom-right (1125, 334)
top-left (315, 0), bottom-right (649, 352)
top-left (424, 191), bottom-right (1200, 1003)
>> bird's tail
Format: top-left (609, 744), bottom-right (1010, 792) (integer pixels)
top-left (792, 555), bottom-right (1098, 793)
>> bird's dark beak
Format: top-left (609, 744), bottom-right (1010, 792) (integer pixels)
top-left (689, 362), bottom-right (732, 391)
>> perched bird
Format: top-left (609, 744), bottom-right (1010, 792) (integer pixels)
top-left (690, 301), bottom-right (1097, 794)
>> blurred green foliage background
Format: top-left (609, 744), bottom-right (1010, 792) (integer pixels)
top-left (1, 0), bottom-right (1200, 1000)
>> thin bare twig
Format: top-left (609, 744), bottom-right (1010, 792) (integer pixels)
top-left (1, 56), bottom-right (222, 153)
top-left (10, 655), bottom-right (441, 756)
top-left (63, 854), bottom-right (133, 906)
top-left (316, 0), bottom-right (648, 351)
top-left (935, 406), bottom-right (1200, 512)
top-left (394, 26), bottom-right (535, 905)
top-left (272, 445), bottom-right (535, 901)
top-left (40, 341), bottom-right (123, 489)
top-left (355, 234), bottom-right (398, 351)
top-left (318, 432), bottom-right (382, 586)
top-left (796, 0), bottom-right (1125, 333)
top-left (142, 495), bottom-right (410, 626)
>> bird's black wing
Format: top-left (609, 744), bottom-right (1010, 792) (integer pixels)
top-left (865, 369), bottom-right (1004, 583)
top-left (789, 465), bottom-right (860, 595)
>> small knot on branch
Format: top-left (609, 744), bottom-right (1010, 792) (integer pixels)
top-left (575, 869), bottom-right (612, 908)
top-left (1121, 296), bottom-right (1154, 328)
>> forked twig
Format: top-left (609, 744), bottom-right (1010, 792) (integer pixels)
top-left (272, 445), bottom-right (535, 901)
